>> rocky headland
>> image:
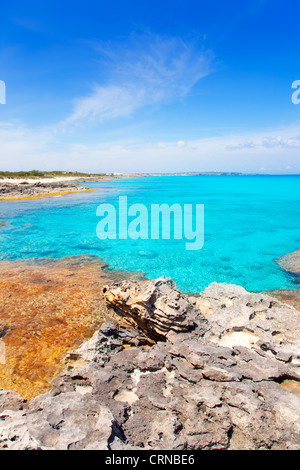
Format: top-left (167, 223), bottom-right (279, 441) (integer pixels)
top-left (1, 269), bottom-right (300, 450)
top-left (0, 181), bottom-right (101, 201)
top-left (0, 172), bottom-right (150, 201)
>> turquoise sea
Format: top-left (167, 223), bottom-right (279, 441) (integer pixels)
top-left (0, 175), bottom-right (299, 293)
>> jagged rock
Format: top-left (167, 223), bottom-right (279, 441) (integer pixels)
top-left (1, 277), bottom-right (300, 450)
top-left (102, 277), bottom-right (209, 342)
top-left (64, 321), bottom-right (124, 369)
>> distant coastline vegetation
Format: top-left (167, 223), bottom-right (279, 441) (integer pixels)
top-left (0, 170), bottom-right (107, 178)
top-left (1, 170), bottom-right (298, 179)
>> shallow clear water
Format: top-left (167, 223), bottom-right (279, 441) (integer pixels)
top-left (0, 175), bottom-right (299, 293)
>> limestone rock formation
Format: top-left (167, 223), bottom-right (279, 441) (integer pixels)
top-left (102, 277), bottom-right (209, 343)
top-left (0, 182), bottom-right (96, 200)
top-left (1, 277), bottom-right (300, 450)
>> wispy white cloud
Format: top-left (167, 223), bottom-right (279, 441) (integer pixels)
top-left (66, 85), bottom-right (146, 123)
top-left (226, 130), bottom-right (300, 150)
top-left (64, 33), bottom-right (213, 126)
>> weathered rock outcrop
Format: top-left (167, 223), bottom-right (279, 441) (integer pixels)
top-left (275, 248), bottom-right (300, 276)
top-left (1, 277), bottom-right (300, 450)
top-left (102, 277), bottom-right (209, 343)
top-left (0, 182), bottom-right (96, 200)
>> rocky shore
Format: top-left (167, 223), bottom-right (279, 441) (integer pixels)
top-left (1, 273), bottom-right (300, 450)
top-left (0, 172), bottom-right (148, 200)
top-left (0, 181), bottom-right (99, 200)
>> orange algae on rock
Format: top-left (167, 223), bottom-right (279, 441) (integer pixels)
top-left (0, 256), bottom-right (120, 400)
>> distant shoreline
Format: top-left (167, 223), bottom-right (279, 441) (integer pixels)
top-left (1, 171), bottom-right (300, 201)
top-left (1, 171), bottom-right (300, 181)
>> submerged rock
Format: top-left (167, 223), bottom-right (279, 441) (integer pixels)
top-left (1, 277), bottom-right (300, 450)
top-left (263, 289), bottom-right (300, 312)
top-left (275, 248), bottom-right (300, 276)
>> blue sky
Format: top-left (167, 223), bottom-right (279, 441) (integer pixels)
top-left (0, 0), bottom-right (300, 173)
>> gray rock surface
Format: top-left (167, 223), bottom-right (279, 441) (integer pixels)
top-left (275, 248), bottom-right (300, 276)
top-left (1, 277), bottom-right (300, 450)
top-left (0, 182), bottom-right (89, 200)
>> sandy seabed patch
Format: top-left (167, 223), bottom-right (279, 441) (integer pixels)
top-left (0, 256), bottom-right (122, 400)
